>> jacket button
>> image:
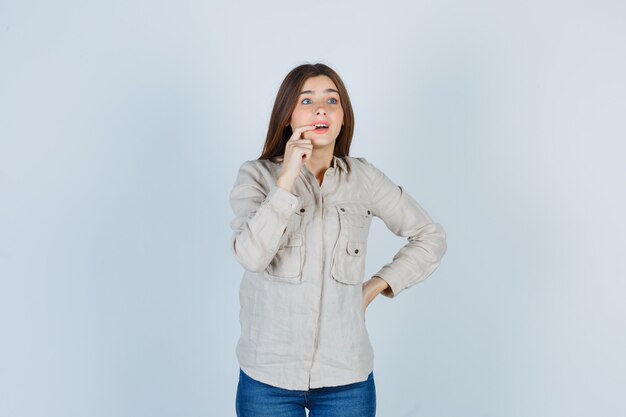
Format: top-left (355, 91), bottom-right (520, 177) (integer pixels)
top-left (300, 208), bottom-right (305, 213)
top-left (340, 207), bottom-right (345, 212)
top-left (367, 210), bottom-right (371, 215)
top-left (354, 249), bottom-right (359, 254)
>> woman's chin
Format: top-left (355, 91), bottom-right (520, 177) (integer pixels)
top-left (310, 137), bottom-right (336, 148)
top-left (307, 132), bottom-right (337, 142)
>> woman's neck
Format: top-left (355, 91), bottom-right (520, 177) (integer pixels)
top-left (305, 147), bottom-right (334, 184)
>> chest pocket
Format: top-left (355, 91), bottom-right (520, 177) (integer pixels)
top-left (331, 202), bottom-right (373, 285)
top-left (263, 203), bottom-right (312, 283)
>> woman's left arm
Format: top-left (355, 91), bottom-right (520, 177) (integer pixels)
top-left (359, 157), bottom-right (448, 299)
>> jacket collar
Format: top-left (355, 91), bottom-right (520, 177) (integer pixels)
top-left (269, 154), bottom-right (348, 174)
top-left (332, 155), bottom-right (348, 173)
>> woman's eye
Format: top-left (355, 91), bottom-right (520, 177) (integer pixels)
top-left (301, 97), bottom-right (338, 105)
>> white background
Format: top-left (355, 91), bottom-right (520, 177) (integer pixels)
top-left (1, 1), bottom-right (625, 416)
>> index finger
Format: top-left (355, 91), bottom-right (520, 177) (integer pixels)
top-left (287, 125), bottom-right (317, 141)
top-left (293, 125), bottom-right (317, 133)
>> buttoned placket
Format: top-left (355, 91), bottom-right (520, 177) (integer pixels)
top-left (298, 162), bottom-right (336, 388)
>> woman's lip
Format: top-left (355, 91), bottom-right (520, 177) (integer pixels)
top-left (312, 128), bottom-right (329, 134)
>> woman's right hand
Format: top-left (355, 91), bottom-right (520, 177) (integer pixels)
top-left (278, 125), bottom-right (316, 188)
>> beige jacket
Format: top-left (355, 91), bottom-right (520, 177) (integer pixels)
top-left (229, 154), bottom-right (447, 390)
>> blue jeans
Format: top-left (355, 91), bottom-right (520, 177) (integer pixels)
top-left (236, 368), bottom-right (376, 417)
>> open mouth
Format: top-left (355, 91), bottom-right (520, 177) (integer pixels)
top-left (314, 123), bottom-right (329, 130)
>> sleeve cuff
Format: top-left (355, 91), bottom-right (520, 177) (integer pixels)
top-left (266, 184), bottom-right (301, 216)
top-left (372, 268), bottom-right (405, 299)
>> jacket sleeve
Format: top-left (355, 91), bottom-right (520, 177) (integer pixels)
top-left (361, 157), bottom-right (448, 299)
top-left (229, 160), bottom-right (301, 273)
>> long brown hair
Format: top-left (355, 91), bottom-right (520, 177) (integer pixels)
top-left (258, 63), bottom-right (355, 170)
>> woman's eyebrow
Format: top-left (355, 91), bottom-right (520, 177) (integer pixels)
top-left (299, 88), bottom-right (339, 95)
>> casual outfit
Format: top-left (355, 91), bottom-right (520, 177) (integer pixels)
top-left (229, 154), bottom-right (447, 412)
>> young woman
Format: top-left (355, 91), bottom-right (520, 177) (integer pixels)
top-left (229, 63), bottom-right (447, 417)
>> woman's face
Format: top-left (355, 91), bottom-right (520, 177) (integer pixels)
top-left (289, 75), bottom-right (344, 148)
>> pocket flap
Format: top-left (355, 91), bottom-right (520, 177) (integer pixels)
top-left (335, 202), bottom-right (372, 217)
top-left (345, 240), bottom-right (363, 257)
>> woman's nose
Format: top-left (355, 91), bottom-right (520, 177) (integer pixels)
top-left (315, 107), bottom-right (327, 115)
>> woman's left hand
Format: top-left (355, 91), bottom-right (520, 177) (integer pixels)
top-left (362, 276), bottom-right (389, 321)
